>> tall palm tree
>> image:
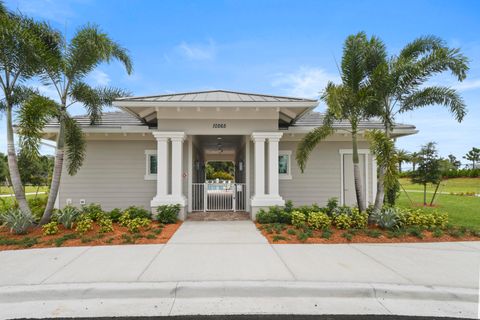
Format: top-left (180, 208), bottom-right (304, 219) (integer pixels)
top-left (18, 25), bottom-right (132, 224)
top-left (369, 35), bottom-right (468, 212)
top-left (296, 32), bottom-right (383, 212)
top-left (0, 5), bottom-right (60, 216)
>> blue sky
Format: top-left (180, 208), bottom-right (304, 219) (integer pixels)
top-left (2, 0), bottom-right (480, 164)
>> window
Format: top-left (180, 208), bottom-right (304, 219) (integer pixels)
top-left (279, 150), bottom-right (292, 180)
top-left (145, 150), bottom-right (157, 180)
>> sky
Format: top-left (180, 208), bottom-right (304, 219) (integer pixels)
top-left (1, 0), bottom-right (479, 165)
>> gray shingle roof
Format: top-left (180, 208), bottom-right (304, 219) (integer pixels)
top-left (45, 111), bottom-right (145, 128)
top-left (116, 90), bottom-right (316, 103)
top-left (293, 111), bottom-right (416, 130)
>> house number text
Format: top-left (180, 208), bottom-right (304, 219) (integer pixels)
top-left (213, 123), bottom-right (226, 128)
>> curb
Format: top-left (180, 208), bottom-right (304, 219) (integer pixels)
top-left (0, 281), bottom-right (476, 302)
top-left (0, 281), bottom-right (477, 319)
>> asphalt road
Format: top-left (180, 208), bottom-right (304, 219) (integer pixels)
top-left (17, 315), bottom-right (468, 320)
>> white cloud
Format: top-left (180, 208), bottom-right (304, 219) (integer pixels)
top-left (6, 0), bottom-right (84, 24)
top-left (176, 39), bottom-right (217, 61)
top-left (454, 78), bottom-right (480, 92)
top-left (271, 67), bottom-right (340, 99)
top-left (89, 69), bottom-right (111, 86)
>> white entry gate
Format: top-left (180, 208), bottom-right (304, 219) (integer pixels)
top-left (192, 182), bottom-right (246, 212)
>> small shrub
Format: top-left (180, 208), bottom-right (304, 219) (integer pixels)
top-left (54, 233), bottom-right (77, 247)
top-left (273, 223), bottom-right (286, 234)
top-left (98, 218), bottom-right (114, 233)
top-left (156, 204), bottom-right (179, 224)
top-left (126, 217), bottom-right (151, 233)
top-left (432, 228), bottom-right (443, 238)
top-left (81, 236), bottom-right (93, 243)
top-left (291, 210), bottom-right (306, 228)
top-left (400, 208), bottom-right (448, 229)
top-left (448, 228), bottom-right (465, 238)
top-left (56, 206), bottom-right (80, 229)
top-left (153, 228), bottom-right (162, 235)
top-left (284, 200), bottom-right (294, 213)
top-left (371, 207), bottom-right (400, 230)
top-left (256, 206), bottom-right (291, 224)
top-left (121, 234), bottom-right (133, 244)
top-left (80, 203), bottom-right (105, 221)
top-left (470, 229), bottom-right (480, 238)
top-left (321, 229), bottom-right (332, 239)
top-left (325, 197), bottom-right (338, 215)
top-left (1, 208), bottom-right (34, 234)
top-left (108, 208), bottom-right (122, 222)
top-left (256, 209), bottom-right (275, 224)
top-left (341, 232), bottom-right (353, 241)
top-left (333, 213), bottom-right (352, 229)
top-left (287, 228), bottom-right (296, 235)
top-left (42, 221), bottom-right (59, 236)
top-left (146, 234), bottom-right (156, 239)
top-left (364, 229), bottom-right (382, 238)
top-left (307, 212), bottom-right (331, 230)
top-left (297, 232), bottom-right (309, 242)
top-left (28, 197), bottom-right (47, 221)
top-left (273, 235), bottom-right (287, 242)
top-left (75, 217), bottom-right (93, 234)
top-left (407, 227), bottom-right (424, 239)
top-left (350, 208), bottom-right (368, 229)
top-left (124, 206), bottom-right (151, 220)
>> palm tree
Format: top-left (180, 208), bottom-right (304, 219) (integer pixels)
top-left (369, 35), bottom-right (468, 212)
top-left (410, 152), bottom-right (420, 171)
top-left (463, 147), bottom-right (480, 169)
top-left (396, 149), bottom-right (410, 173)
top-left (296, 32), bottom-right (383, 212)
top-left (18, 25), bottom-right (132, 224)
top-left (0, 5), bottom-right (60, 216)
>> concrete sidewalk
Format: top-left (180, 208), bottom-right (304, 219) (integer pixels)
top-left (0, 221), bottom-right (478, 319)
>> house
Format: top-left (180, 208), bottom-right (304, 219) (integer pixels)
top-left (42, 90), bottom-right (417, 220)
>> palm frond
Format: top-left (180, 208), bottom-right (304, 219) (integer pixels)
top-left (65, 24), bottom-right (133, 82)
top-left (399, 35), bottom-right (445, 61)
top-left (366, 130), bottom-right (398, 190)
top-left (64, 116), bottom-right (85, 175)
top-left (70, 82), bottom-right (129, 124)
top-left (17, 95), bottom-right (59, 160)
top-left (400, 86), bottom-right (466, 122)
top-left (296, 112), bottom-right (335, 173)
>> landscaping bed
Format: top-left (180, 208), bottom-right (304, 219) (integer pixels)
top-left (255, 199), bottom-right (480, 244)
top-left (0, 202), bottom-right (183, 251)
top-left (0, 221), bottom-right (181, 251)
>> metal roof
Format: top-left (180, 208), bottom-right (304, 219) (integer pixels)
top-left (45, 111), bottom-right (145, 128)
top-left (293, 111), bottom-right (416, 130)
top-left (116, 90), bottom-right (317, 103)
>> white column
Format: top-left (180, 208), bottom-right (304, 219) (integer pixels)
top-left (152, 132), bottom-right (169, 199)
top-left (170, 133), bottom-right (185, 200)
top-left (250, 132), bottom-right (284, 210)
top-left (268, 134), bottom-right (282, 197)
top-left (251, 133), bottom-right (265, 198)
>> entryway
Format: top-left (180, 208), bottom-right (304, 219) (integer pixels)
top-left (187, 211), bottom-right (250, 221)
top-left (190, 135), bottom-right (248, 213)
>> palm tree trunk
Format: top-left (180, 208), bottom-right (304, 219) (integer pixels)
top-left (398, 161), bottom-right (402, 173)
top-left (5, 105), bottom-right (31, 215)
top-left (373, 128), bottom-right (391, 213)
top-left (352, 130), bottom-right (366, 212)
top-left (39, 119), bottom-right (65, 225)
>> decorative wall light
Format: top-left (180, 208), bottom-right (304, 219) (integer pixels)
top-left (238, 160), bottom-right (244, 172)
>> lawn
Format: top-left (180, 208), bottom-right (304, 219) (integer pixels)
top-left (0, 193), bottom-right (47, 207)
top-left (0, 186), bottom-right (48, 195)
top-left (399, 177), bottom-right (480, 194)
top-left (397, 178), bottom-right (480, 229)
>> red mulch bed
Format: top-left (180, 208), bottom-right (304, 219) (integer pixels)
top-left (256, 223), bottom-right (479, 244)
top-left (0, 221), bottom-right (182, 251)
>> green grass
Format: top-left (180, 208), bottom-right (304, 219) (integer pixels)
top-left (0, 186), bottom-right (48, 195)
top-left (397, 191), bottom-right (480, 229)
top-left (399, 177), bottom-right (480, 194)
top-left (0, 193), bottom-right (48, 207)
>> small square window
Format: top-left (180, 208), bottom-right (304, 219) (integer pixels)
top-left (144, 150), bottom-right (157, 180)
top-left (279, 150), bottom-right (292, 180)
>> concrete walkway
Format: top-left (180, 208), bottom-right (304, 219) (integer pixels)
top-left (0, 221), bottom-right (478, 319)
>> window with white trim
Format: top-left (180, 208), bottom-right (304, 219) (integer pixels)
top-left (279, 150), bottom-right (292, 180)
top-left (145, 150), bottom-right (157, 180)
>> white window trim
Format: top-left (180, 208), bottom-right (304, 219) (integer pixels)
top-left (279, 150), bottom-right (292, 180)
top-left (144, 150), bottom-right (157, 180)
top-left (338, 149), bottom-right (370, 205)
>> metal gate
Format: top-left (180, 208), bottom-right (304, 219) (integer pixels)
top-left (192, 182), bottom-right (246, 212)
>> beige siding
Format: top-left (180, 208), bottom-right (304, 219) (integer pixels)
top-left (59, 140), bottom-right (157, 210)
top-left (279, 140), bottom-right (373, 207)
